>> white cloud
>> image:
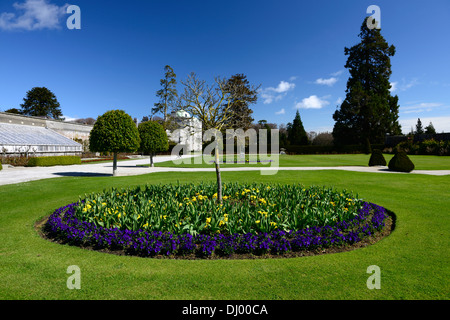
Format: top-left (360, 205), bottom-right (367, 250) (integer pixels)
top-left (260, 92), bottom-right (274, 104)
top-left (275, 108), bottom-right (285, 115)
top-left (295, 95), bottom-right (330, 109)
top-left (0, 0), bottom-right (67, 31)
top-left (315, 77), bottom-right (338, 86)
top-left (401, 102), bottom-right (443, 114)
top-left (266, 81), bottom-right (296, 93)
top-left (62, 115), bottom-right (78, 122)
top-left (260, 80), bottom-right (296, 104)
top-left (261, 92), bottom-right (284, 104)
top-left (331, 70), bottom-right (344, 77)
top-left (335, 97), bottom-right (343, 105)
top-left (402, 78), bottom-right (418, 90)
top-left (391, 78), bottom-right (419, 92)
top-left (390, 82), bottom-right (398, 92)
top-left (289, 76), bottom-right (297, 81)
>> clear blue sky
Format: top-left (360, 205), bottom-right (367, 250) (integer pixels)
top-left (1, 0), bottom-right (449, 134)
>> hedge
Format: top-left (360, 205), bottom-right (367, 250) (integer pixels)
top-left (0, 162), bottom-right (2, 171)
top-left (368, 149), bottom-right (387, 166)
top-left (27, 156), bottom-right (81, 167)
top-left (388, 151), bottom-right (415, 173)
top-left (285, 144), bottom-right (385, 155)
top-left (394, 139), bottom-right (450, 156)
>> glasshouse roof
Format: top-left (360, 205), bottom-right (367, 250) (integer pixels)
top-left (0, 122), bottom-right (81, 146)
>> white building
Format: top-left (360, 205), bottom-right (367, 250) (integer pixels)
top-left (0, 122), bottom-right (83, 157)
top-left (166, 110), bottom-right (202, 152)
top-left (0, 112), bottom-right (91, 157)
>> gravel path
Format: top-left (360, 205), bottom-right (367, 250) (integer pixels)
top-left (0, 155), bottom-right (449, 186)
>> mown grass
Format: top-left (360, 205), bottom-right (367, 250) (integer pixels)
top-left (151, 154), bottom-right (450, 170)
top-left (0, 169), bottom-right (449, 300)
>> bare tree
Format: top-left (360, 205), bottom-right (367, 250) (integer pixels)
top-left (181, 72), bottom-right (260, 203)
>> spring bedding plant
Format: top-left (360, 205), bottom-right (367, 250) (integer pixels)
top-left (43, 182), bottom-right (389, 258)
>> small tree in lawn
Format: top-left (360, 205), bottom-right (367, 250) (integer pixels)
top-left (89, 110), bottom-right (140, 176)
top-left (181, 72), bottom-right (260, 203)
top-left (138, 120), bottom-right (169, 167)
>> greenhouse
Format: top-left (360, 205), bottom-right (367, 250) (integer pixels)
top-left (0, 122), bottom-right (82, 157)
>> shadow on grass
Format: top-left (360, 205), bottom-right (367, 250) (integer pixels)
top-left (52, 172), bottom-right (112, 177)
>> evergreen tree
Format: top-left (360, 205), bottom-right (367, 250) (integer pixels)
top-left (332, 17), bottom-right (401, 147)
top-left (152, 65), bottom-right (178, 125)
top-left (20, 87), bottom-right (63, 120)
top-left (222, 74), bottom-right (259, 130)
top-left (287, 110), bottom-right (308, 145)
top-left (415, 118), bottom-right (424, 134)
top-left (4, 108), bottom-right (22, 114)
top-left (424, 122), bottom-right (436, 134)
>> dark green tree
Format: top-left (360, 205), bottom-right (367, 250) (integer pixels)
top-left (415, 118), bottom-right (424, 134)
top-left (222, 74), bottom-right (259, 130)
top-left (287, 110), bottom-right (308, 145)
top-left (138, 121), bottom-right (169, 167)
top-left (424, 122), bottom-right (436, 134)
top-left (152, 65), bottom-right (178, 125)
top-left (4, 108), bottom-right (22, 114)
top-left (332, 17), bottom-right (401, 147)
top-left (89, 110), bottom-right (140, 176)
top-left (20, 87), bottom-right (63, 120)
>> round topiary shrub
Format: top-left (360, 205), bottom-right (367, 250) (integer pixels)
top-left (368, 149), bottom-right (386, 166)
top-left (388, 151), bottom-right (415, 172)
top-left (42, 182), bottom-right (392, 259)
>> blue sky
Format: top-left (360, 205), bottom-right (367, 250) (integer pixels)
top-left (0, 0), bottom-right (449, 134)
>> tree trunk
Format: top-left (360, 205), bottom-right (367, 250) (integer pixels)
top-left (113, 152), bottom-right (118, 176)
top-left (214, 144), bottom-right (222, 204)
top-left (150, 153), bottom-right (154, 167)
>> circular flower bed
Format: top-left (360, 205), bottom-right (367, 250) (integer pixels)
top-left (42, 183), bottom-right (391, 258)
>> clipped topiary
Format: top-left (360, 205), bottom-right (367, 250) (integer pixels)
top-left (138, 120), bottom-right (169, 167)
top-left (368, 149), bottom-right (386, 166)
top-left (388, 151), bottom-right (415, 172)
top-left (89, 110), bottom-right (140, 176)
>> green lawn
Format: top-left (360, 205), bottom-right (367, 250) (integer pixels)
top-left (152, 154), bottom-right (450, 170)
top-left (0, 168), bottom-right (449, 299)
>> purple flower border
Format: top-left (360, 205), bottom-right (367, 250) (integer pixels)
top-left (44, 201), bottom-right (389, 258)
